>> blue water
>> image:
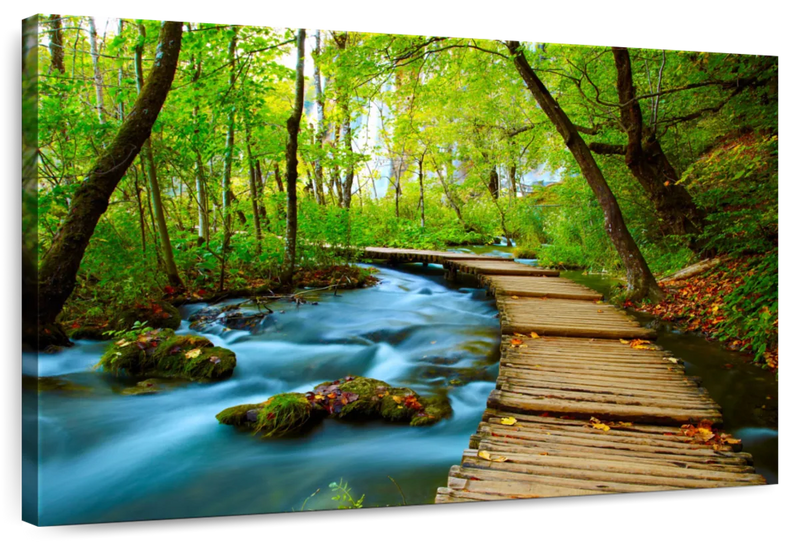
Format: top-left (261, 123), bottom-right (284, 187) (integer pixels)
top-left (23, 264), bottom-right (500, 525)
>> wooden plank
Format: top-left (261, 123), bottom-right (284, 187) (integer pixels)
top-left (496, 377), bottom-right (716, 405)
top-left (451, 260), bottom-right (560, 277)
top-left (461, 454), bottom-right (764, 489)
top-left (478, 423), bottom-right (738, 454)
top-left (462, 449), bottom-right (763, 483)
top-left (470, 433), bottom-right (755, 473)
top-left (452, 466), bottom-right (687, 493)
top-left (488, 390), bottom-right (723, 424)
top-left (485, 275), bottom-right (603, 301)
top-left (497, 383), bottom-right (718, 411)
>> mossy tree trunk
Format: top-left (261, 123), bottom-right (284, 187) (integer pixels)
top-left (506, 41), bottom-right (662, 302)
top-left (37, 21), bottom-right (184, 344)
top-left (281, 29), bottom-right (306, 286)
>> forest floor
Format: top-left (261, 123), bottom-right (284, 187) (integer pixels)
top-left (61, 264), bottom-right (379, 338)
top-left (632, 255), bottom-right (778, 371)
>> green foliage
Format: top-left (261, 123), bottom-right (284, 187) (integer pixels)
top-left (718, 252), bottom-right (778, 363)
top-left (102, 320), bottom-right (153, 341)
top-left (328, 479), bottom-right (364, 509)
top-left (682, 133), bottom-right (778, 256)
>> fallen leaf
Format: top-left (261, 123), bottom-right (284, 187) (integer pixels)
top-left (619, 339), bottom-right (630, 344)
top-left (392, 395), bottom-right (404, 404)
top-left (597, 310), bottom-right (603, 314)
top-left (185, 348), bottom-right (202, 359)
top-left (529, 332), bottom-right (540, 339)
top-left (478, 451), bottom-right (492, 461)
top-left (511, 295), bottom-right (519, 300)
top-left (491, 456), bottom-right (508, 463)
top-left (510, 338), bottom-right (523, 346)
top-left (500, 416), bottom-right (517, 426)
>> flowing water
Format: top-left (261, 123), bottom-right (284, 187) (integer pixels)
top-left (23, 264), bottom-right (500, 525)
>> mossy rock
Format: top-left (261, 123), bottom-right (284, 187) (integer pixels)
top-left (217, 376), bottom-right (452, 439)
top-left (216, 393), bottom-right (323, 437)
top-left (98, 329), bottom-right (236, 381)
top-left (70, 325), bottom-right (108, 341)
top-left (116, 302), bottom-right (181, 331)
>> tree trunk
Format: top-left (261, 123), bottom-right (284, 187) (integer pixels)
top-left (506, 41), bottom-right (662, 301)
top-left (274, 162), bottom-right (285, 192)
top-left (418, 154), bottom-right (425, 228)
top-left (488, 165), bottom-right (500, 199)
top-left (221, 28), bottom-right (238, 249)
top-left (255, 159), bottom-right (268, 221)
top-left (609, 47), bottom-right (703, 239)
top-left (116, 19), bottom-right (125, 120)
top-left (281, 29), bottom-right (305, 286)
top-left (509, 164), bottom-right (518, 198)
top-left (87, 17), bottom-right (105, 123)
top-left (48, 15), bottom-right (65, 74)
top-left (341, 98), bottom-right (355, 208)
top-left (245, 124), bottom-right (263, 253)
top-left (37, 21), bottom-right (183, 342)
top-left (135, 23), bottom-right (183, 289)
top-left (313, 30), bottom-right (327, 205)
top-left (195, 150), bottom-right (209, 244)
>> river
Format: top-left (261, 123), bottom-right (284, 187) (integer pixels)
top-left (23, 263), bottom-right (500, 525)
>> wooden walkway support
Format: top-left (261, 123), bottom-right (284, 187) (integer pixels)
top-left (357, 247), bottom-right (766, 501)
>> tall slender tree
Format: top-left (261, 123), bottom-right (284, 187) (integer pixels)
top-left (281, 28), bottom-right (306, 286)
top-left (135, 22), bottom-right (183, 289)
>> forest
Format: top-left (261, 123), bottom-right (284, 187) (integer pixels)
top-left (20, 15), bottom-right (779, 524)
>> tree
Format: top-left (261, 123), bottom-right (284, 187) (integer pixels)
top-left (135, 22), bottom-right (184, 290)
top-left (506, 41), bottom-right (663, 301)
top-left (36, 21), bottom-right (184, 347)
top-left (280, 28), bottom-right (305, 286)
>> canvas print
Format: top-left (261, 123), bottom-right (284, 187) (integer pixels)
top-left (21, 14), bottom-right (778, 526)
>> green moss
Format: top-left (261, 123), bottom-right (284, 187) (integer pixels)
top-left (216, 393), bottom-right (321, 437)
top-left (216, 403), bottom-right (264, 428)
top-left (98, 329), bottom-right (236, 381)
top-left (217, 376), bottom-right (453, 440)
top-left (70, 326), bottom-right (108, 341)
top-left (254, 393), bottom-right (319, 437)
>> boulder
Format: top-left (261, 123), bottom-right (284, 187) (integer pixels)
top-left (217, 376), bottom-right (452, 438)
top-left (98, 329), bottom-right (236, 381)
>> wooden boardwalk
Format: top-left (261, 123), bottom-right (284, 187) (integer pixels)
top-left (360, 247), bottom-right (766, 501)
